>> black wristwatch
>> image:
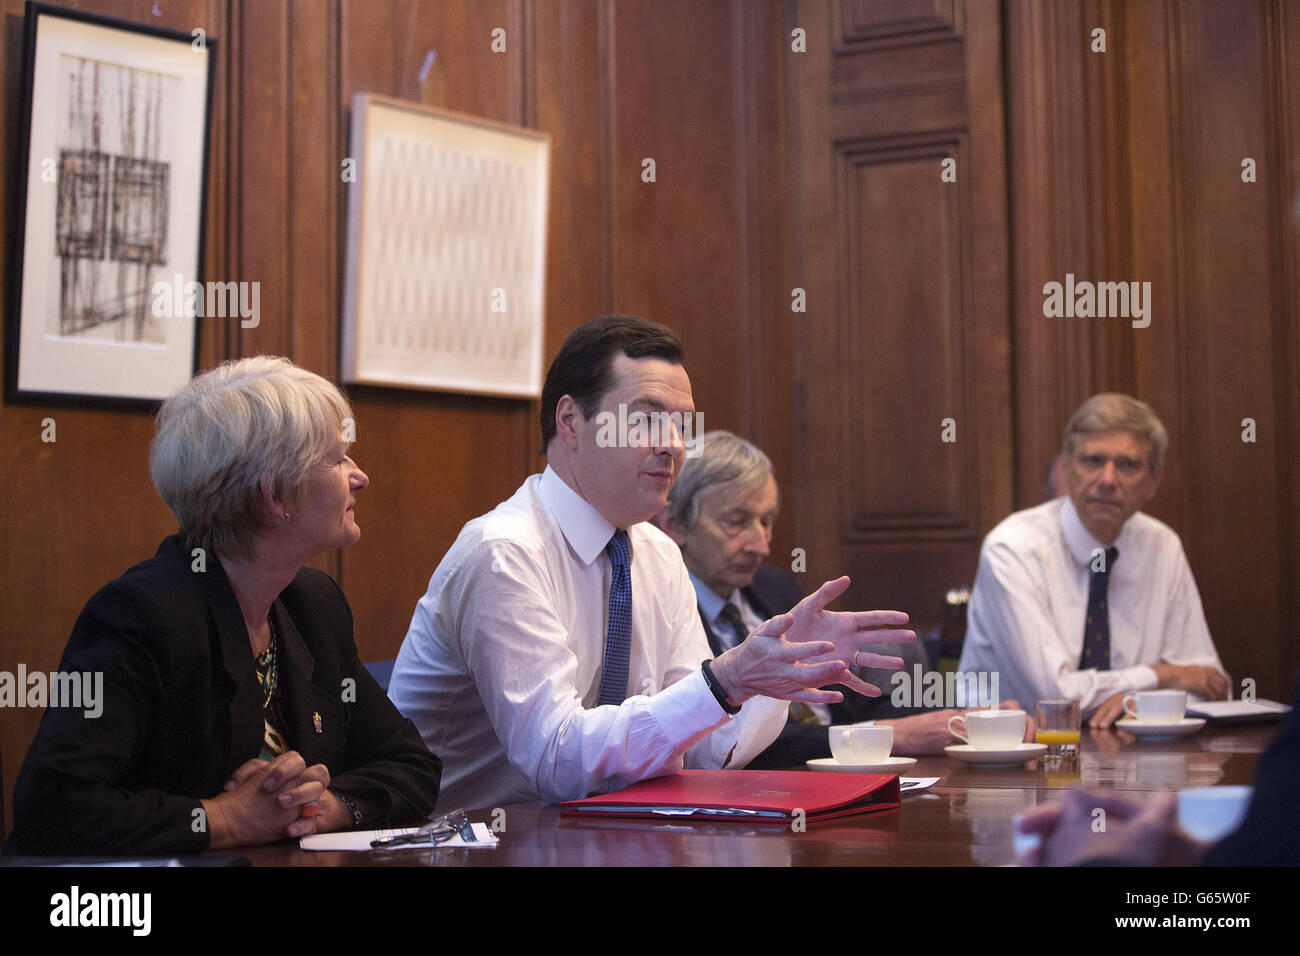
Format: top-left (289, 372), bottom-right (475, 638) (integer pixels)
top-left (701, 660), bottom-right (742, 715)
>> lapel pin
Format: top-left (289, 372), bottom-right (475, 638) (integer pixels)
top-left (313, 711), bottom-right (323, 734)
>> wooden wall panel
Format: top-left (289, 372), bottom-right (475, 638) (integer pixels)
top-left (1006, 0), bottom-right (1123, 507)
top-left (795, 0), bottom-right (1012, 628)
top-left (744, 0), bottom-right (798, 556)
top-left (234, 0), bottom-right (292, 359)
top-left (1127, 0), bottom-right (1289, 696)
top-left (1278, 0), bottom-right (1300, 692)
top-left (1008, 0), bottom-right (1298, 697)
top-left (608, 0), bottom-right (748, 434)
top-left (288, 0), bottom-right (340, 379)
top-left (334, 0), bottom-right (531, 657)
top-left (533, 0), bottom-right (604, 467)
top-left (838, 138), bottom-right (970, 533)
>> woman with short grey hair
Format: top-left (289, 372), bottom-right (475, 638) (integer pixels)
top-left (9, 356), bottom-right (441, 856)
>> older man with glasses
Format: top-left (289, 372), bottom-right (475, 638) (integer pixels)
top-left (958, 393), bottom-right (1230, 728)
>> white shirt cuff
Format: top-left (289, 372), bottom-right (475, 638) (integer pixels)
top-left (1134, 665), bottom-right (1160, 691)
top-left (650, 668), bottom-right (730, 745)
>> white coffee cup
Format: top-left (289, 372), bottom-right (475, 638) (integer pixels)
top-left (1122, 689), bottom-right (1187, 724)
top-left (947, 709), bottom-right (1027, 750)
top-left (829, 725), bottom-right (893, 765)
top-left (1178, 786), bottom-right (1253, 842)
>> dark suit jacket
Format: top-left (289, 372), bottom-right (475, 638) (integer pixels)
top-left (6, 536), bottom-right (441, 856)
top-left (699, 565), bottom-right (929, 769)
top-left (1202, 675), bottom-right (1300, 866)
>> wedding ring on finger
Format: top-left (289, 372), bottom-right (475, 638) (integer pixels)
top-left (852, 650), bottom-right (862, 668)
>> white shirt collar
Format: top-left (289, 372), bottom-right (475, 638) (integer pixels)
top-left (1060, 496), bottom-right (1136, 569)
top-left (537, 465), bottom-right (617, 566)
top-left (688, 571), bottom-right (737, 623)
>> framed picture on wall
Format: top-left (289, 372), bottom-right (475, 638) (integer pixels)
top-left (4, 2), bottom-right (216, 405)
top-left (342, 94), bottom-right (551, 398)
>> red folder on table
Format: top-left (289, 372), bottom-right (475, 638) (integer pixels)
top-left (559, 769), bottom-right (899, 824)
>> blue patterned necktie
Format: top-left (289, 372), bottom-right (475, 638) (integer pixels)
top-left (1079, 546), bottom-right (1119, 670)
top-left (596, 530), bottom-right (632, 706)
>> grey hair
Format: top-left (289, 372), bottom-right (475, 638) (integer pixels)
top-left (1063, 393), bottom-right (1168, 472)
top-left (149, 355), bottom-right (354, 559)
top-left (666, 430), bottom-right (776, 528)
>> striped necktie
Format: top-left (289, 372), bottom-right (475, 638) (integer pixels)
top-left (596, 530), bottom-right (632, 706)
top-left (1079, 546), bottom-right (1119, 670)
top-left (718, 602), bottom-right (749, 651)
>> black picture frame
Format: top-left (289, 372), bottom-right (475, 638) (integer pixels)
top-left (4, 1), bottom-right (216, 407)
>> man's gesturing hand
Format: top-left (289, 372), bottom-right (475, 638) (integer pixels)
top-left (707, 576), bottom-right (914, 707)
top-left (784, 576), bottom-right (913, 698)
top-left (709, 613), bottom-right (846, 707)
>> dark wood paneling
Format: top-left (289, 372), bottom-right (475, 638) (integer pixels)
top-left (334, 0), bottom-right (531, 656)
top-left (1278, 0), bottom-right (1300, 690)
top-left (534, 0), bottom-right (604, 465)
top-left (1130, 0), bottom-right (1284, 697)
top-left (796, 0), bottom-right (1012, 626)
top-left (838, 136), bottom-right (970, 534)
top-left (235, 0), bottom-right (291, 359)
top-left (746, 0), bottom-right (798, 557)
top-left (1008, 0), bottom-right (1298, 698)
top-left (288, 0), bottom-right (340, 379)
top-left (1006, 0), bottom-right (1119, 507)
top-left (833, 0), bottom-right (962, 52)
top-left (609, 0), bottom-right (748, 433)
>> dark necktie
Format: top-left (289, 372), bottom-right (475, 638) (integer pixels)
top-left (1079, 546), bottom-right (1119, 670)
top-left (718, 602), bottom-right (749, 651)
top-left (596, 531), bottom-right (632, 706)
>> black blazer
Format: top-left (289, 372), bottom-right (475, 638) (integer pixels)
top-left (1202, 675), bottom-right (1300, 866)
top-left (700, 565), bottom-right (929, 769)
top-left (6, 536), bottom-right (441, 856)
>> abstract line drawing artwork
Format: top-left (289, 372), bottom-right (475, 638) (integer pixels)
top-left (53, 55), bottom-right (177, 344)
top-left (342, 95), bottom-right (551, 398)
top-left (9, 4), bottom-right (213, 405)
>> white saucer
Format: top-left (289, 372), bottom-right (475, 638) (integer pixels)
top-left (944, 743), bottom-right (1047, 767)
top-left (1115, 716), bottom-right (1206, 738)
top-left (806, 756), bottom-right (918, 774)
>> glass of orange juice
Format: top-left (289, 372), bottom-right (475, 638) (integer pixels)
top-left (1035, 699), bottom-right (1081, 767)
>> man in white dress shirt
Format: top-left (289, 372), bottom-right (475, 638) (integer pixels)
top-left (958, 393), bottom-right (1229, 728)
top-left (389, 315), bottom-right (913, 810)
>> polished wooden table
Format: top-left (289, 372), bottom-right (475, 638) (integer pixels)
top-left (224, 723), bottom-right (1277, 867)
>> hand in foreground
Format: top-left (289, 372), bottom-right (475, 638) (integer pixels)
top-left (884, 700), bottom-right (1036, 755)
top-left (1015, 787), bottom-right (1207, 867)
top-left (201, 750), bottom-right (332, 849)
top-left (1153, 664), bottom-right (1231, 700)
top-left (783, 576), bottom-right (913, 698)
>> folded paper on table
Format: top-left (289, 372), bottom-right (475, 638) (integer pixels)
top-left (299, 823), bottom-right (498, 851)
top-left (559, 769), bottom-right (900, 823)
top-left (1187, 699), bottom-right (1291, 725)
